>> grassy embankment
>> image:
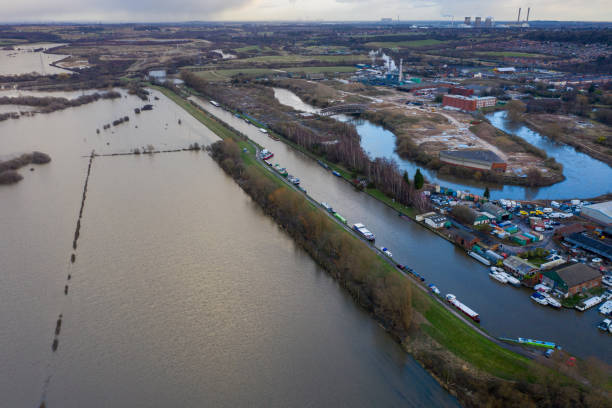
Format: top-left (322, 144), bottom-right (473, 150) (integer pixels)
top-left (157, 85), bottom-right (532, 379)
top-left (475, 51), bottom-right (550, 58)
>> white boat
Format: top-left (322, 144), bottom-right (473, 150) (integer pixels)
top-left (602, 276), bottom-right (612, 287)
top-left (499, 272), bottom-right (521, 287)
top-left (380, 247), bottom-right (393, 257)
top-left (534, 284), bottom-right (551, 293)
top-left (209, 100), bottom-right (220, 107)
top-left (576, 296), bottom-right (603, 312)
top-left (490, 266), bottom-right (504, 274)
top-left (531, 292), bottom-right (548, 306)
top-left (258, 128), bottom-right (268, 134)
top-left (428, 284), bottom-right (440, 295)
top-left (599, 300), bottom-right (612, 316)
top-left (597, 318), bottom-right (612, 333)
top-left (353, 223), bottom-right (375, 241)
top-left (543, 294), bottom-right (562, 309)
top-left (489, 272), bottom-right (507, 284)
top-left (469, 251), bottom-right (491, 266)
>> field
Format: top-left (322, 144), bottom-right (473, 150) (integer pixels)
top-left (475, 51), bottom-right (551, 58)
top-left (227, 54), bottom-right (367, 64)
top-left (364, 39), bottom-right (447, 48)
top-left (192, 66), bottom-right (357, 81)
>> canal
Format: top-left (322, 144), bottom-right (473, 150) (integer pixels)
top-left (190, 89), bottom-right (611, 363)
top-left (0, 89), bottom-right (459, 407)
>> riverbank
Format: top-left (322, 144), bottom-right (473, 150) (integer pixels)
top-left (158, 84), bottom-right (611, 408)
top-left (523, 114), bottom-right (612, 167)
top-left (360, 109), bottom-right (565, 188)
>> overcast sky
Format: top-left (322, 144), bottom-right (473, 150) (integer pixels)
top-left (2, 0), bottom-right (611, 23)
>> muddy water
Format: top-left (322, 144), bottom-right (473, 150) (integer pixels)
top-left (0, 90), bottom-right (458, 407)
top-left (193, 93), bottom-right (612, 363)
top-left (0, 43), bottom-right (71, 76)
top-left (273, 88), bottom-right (612, 201)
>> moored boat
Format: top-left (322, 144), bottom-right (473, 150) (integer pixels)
top-left (576, 296), bottom-right (604, 312)
top-left (531, 291), bottom-right (548, 306)
top-left (259, 149), bottom-right (274, 160)
top-left (544, 294), bottom-right (562, 309)
top-left (597, 318), bottom-right (612, 333)
top-left (469, 251), bottom-right (490, 266)
top-left (489, 272), bottom-right (508, 284)
top-left (353, 223), bottom-right (375, 241)
top-left (333, 212), bottom-right (347, 225)
top-left (598, 300), bottom-right (612, 316)
top-left (380, 247), bottom-right (392, 257)
top-left (317, 160), bottom-right (329, 170)
top-left (428, 284), bottom-right (440, 295)
top-left (499, 272), bottom-right (521, 287)
top-left (332, 170), bottom-right (341, 177)
top-left (445, 294), bottom-right (480, 323)
top-left (321, 202), bottom-right (334, 213)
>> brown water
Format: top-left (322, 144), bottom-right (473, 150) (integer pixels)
top-left (0, 43), bottom-right (71, 76)
top-left (192, 93), bottom-right (612, 363)
top-left (0, 90), bottom-right (458, 407)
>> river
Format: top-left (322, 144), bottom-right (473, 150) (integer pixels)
top-left (273, 88), bottom-right (611, 201)
top-left (0, 89), bottom-right (458, 407)
top-left (189, 89), bottom-right (611, 363)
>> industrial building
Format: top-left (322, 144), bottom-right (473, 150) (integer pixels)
top-left (581, 201), bottom-right (612, 226)
top-left (481, 202), bottom-right (512, 222)
top-left (564, 232), bottom-right (612, 261)
top-left (442, 95), bottom-right (497, 111)
top-left (541, 263), bottom-right (602, 296)
top-left (449, 86), bottom-right (474, 97)
top-left (424, 214), bottom-right (450, 229)
top-left (439, 149), bottom-right (507, 173)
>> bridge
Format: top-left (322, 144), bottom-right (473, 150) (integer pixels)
top-left (319, 104), bottom-right (367, 116)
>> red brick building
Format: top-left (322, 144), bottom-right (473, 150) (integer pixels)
top-left (442, 95), bottom-right (497, 111)
top-left (449, 86), bottom-right (474, 97)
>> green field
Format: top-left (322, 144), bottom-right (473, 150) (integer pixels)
top-left (475, 51), bottom-right (550, 58)
top-left (227, 54), bottom-right (367, 64)
top-left (365, 39), bottom-right (447, 48)
top-left (192, 66), bottom-right (357, 81)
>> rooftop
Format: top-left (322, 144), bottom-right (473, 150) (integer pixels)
top-left (551, 263), bottom-right (602, 289)
top-left (440, 149), bottom-right (504, 163)
top-left (583, 201), bottom-right (612, 218)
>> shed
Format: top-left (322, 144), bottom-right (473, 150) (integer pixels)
top-left (482, 202), bottom-right (512, 222)
top-left (450, 228), bottom-right (480, 250)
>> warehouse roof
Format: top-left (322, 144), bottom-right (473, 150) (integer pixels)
top-left (552, 263), bottom-right (602, 289)
top-left (583, 201), bottom-right (612, 218)
top-left (566, 232), bottom-right (612, 260)
top-left (440, 149), bottom-right (504, 164)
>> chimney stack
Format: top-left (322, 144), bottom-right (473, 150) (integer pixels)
top-left (399, 59), bottom-right (403, 82)
top-left (517, 8), bottom-right (521, 23)
top-left (526, 7), bottom-right (530, 22)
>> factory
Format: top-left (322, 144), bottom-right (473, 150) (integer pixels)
top-left (439, 149), bottom-right (507, 172)
top-left (442, 94), bottom-right (497, 111)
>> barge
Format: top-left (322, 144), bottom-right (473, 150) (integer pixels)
top-left (445, 294), bottom-right (480, 323)
top-left (353, 223), bottom-right (375, 241)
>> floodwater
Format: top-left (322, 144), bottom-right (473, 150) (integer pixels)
top-left (273, 88), bottom-right (612, 201)
top-left (0, 89), bottom-right (458, 407)
top-left (0, 43), bottom-right (71, 76)
top-left (193, 90), bottom-right (611, 363)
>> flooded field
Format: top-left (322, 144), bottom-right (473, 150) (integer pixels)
top-left (0, 89), bottom-right (458, 407)
top-left (0, 43), bottom-right (71, 76)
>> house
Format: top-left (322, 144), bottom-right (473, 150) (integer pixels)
top-left (503, 255), bottom-right (537, 277)
top-left (541, 263), bottom-right (602, 296)
top-left (425, 214), bottom-right (450, 229)
top-left (450, 228), bottom-right (480, 250)
top-left (481, 202), bottom-right (512, 222)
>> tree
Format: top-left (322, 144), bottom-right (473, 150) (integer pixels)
top-left (506, 100), bottom-right (526, 122)
top-left (484, 187), bottom-right (490, 199)
top-left (403, 170), bottom-right (410, 186)
top-left (414, 168), bottom-right (424, 190)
